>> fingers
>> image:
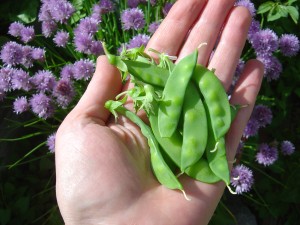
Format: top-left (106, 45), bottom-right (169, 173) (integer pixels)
top-left (73, 55), bottom-right (122, 123)
top-left (226, 59), bottom-right (264, 162)
top-left (208, 6), bottom-right (252, 91)
top-left (178, 0), bottom-right (236, 64)
top-left (146, 0), bottom-right (206, 57)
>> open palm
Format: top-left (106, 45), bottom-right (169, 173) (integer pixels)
top-left (55, 0), bottom-right (264, 224)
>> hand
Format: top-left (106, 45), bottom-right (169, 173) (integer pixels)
top-left (55, 0), bottom-right (264, 224)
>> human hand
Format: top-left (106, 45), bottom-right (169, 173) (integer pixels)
top-left (55, 0), bottom-right (264, 224)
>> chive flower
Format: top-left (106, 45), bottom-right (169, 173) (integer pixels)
top-left (53, 30), bottom-right (69, 47)
top-left (60, 64), bottom-right (74, 80)
top-left (29, 92), bottom-right (55, 119)
top-left (52, 78), bottom-right (75, 108)
top-left (230, 164), bottom-right (254, 194)
top-left (46, 132), bottom-right (56, 153)
top-left (30, 70), bottom-right (57, 92)
top-left (251, 104), bottom-right (273, 128)
top-left (73, 59), bottom-right (95, 81)
top-left (31, 47), bottom-right (46, 62)
top-left (256, 143), bottom-right (278, 166)
top-left (127, 34), bottom-right (150, 49)
top-left (11, 69), bottom-right (32, 91)
top-left (8, 22), bottom-right (25, 37)
top-left (251, 28), bottom-right (278, 56)
top-left (281, 140), bottom-right (295, 156)
top-left (148, 21), bottom-right (160, 34)
top-left (257, 55), bottom-right (282, 81)
top-left (121, 8), bottom-right (146, 30)
top-left (0, 41), bottom-right (24, 66)
top-left (279, 34), bottom-right (300, 57)
top-left (20, 26), bottom-right (35, 43)
top-left (163, 3), bottom-right (173, 17)
top-left (0, 67), bottom-right (13, 92)
top-left (13, 96), bottom-right (30, 114)
top-left (42, 21), bottom-right (57, 37)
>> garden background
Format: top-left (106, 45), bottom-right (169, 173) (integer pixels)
top-left (0, 0), bottom-right (300, 224)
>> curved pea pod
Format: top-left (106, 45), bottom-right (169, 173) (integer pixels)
top-left (123, 60), bottom-right (169, 88)
top-left (148, 101), bottom-right (182, 167)
top-left (158, 49), bottom-right (198, 137)
top-left (181, 82), bottom-right (208, 172)
top-left (185, 157), bottom-right (221, 184)
top-left (205, 136), bottom-right (230, 186)
top-left (109, 104), bottom-right (183, 191)
top-left (192, 65), bottom-right (231, 141)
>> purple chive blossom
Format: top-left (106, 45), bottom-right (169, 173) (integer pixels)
top-left (53, 78), bottom-right (75, 108)
top-left (0, 67), bottom-right (13, 92)
top-left (21, 46), bottom-right (34, 68)
top-left (230, 164), bottom-right (254, 194)
top-left (90, 41), bottom-right (104, 56)
top-left (248, 19), bottom-right (261, 40)
top-left (243, 118), bottom-right (260, 138)
top-left (127, 0), bottom-right (140, 8)
top-left (73, 59), bottom-right (95, 80)
top-left (74, 17), bottom-right (99, 36)
top-left (46, 132), bottom-right (56, 153)
top-left (98, 0), bottom-right (115, 14)
top-left (60, 64), bottom-right (74, 80)
top-left (279, 34), bottom-right (300, 57)
top-left (49, 0), bottom-right (75, 23)
top-left (121, 8), bottom-right (146, 30)
top-left (53, 30), bottom-right (69, 47)
top-left (74, 34), bottom-right (93, 54)
top-left (31, 70), bottom-right (57, 92)
top-left (251, 105), bottom-right (272, 127)
top-left (281, 140), bottom-right (295, 156)
top-left (38, 2), bottom-right (52, 22)
top-left (257, 55), bottom-right (282, 81)
top-left (251, 29), bottom-right (278, 56)
top-left (127, 34), bottom-right (150, 49)
top-left (0, 41), bottom-right (24, 66)
top-left (163, 3), bottom-right (174, 17)
top-left (20, 26), bottom-right (35, 43)
top-left (8, 22), bottom-right (25, 37)
top-left (256, 143), bottom-right (278, 166)
top-left (29, 92), bottom-right (55, 119)
top-left (42, 21), bottom-right (57, 37)
top-left (11, 69), bottom-right (32, 91)
top-left (31, 48), bottom-right (46, 62)
top-left (140, 0), bottom-right (157, 6)
top-left (235, 0), bottom-right (256, 17)
top-left (13, 96), bottom-right (30, 114)
top-left (148, 21), bottom-right (160, 34)
top-left (91, 4), bottom-right (102, 22)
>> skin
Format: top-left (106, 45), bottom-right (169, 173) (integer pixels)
top-left (55, 0), bottom-right (264, 224)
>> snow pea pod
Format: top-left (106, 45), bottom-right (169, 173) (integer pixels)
top-left (149, 100), bottom-right (219, 184)
top-left (192, 65), bottom-right (231, 141)
top-left (123, 60), bottom-right (169, 88)
top-left (205, 134), bottom-right (230, 185)
top-left (181, 82), bottom-right (208, 172)
top-left (105, 102), bottom-right (184, 191)
top-left (158, 49), bottom-right (198, 137)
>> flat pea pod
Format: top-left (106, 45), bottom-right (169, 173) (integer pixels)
top-left (192, 65), bottom-right (231, 141)
top-left (185, 157), bottom-right (221, 184)
top-left (181, 82), bottom-right (208, 172)
top-left (123, 60), bottom-right (169, 88)
top-left (108, 104), bottom-right (183, 191)
top-left (158, 49), bottom-right (198, 137)
top-left (149, 101), bottom-right (219, 184)
top-left (205, 136), bottom-right (230, 186)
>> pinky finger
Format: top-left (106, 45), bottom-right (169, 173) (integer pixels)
top-left (226, 59), bottom-right (264, 162)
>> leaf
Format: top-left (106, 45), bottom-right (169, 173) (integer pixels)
top-left (257, 1), bottom-right (275, 14)
top-left (287, 0), bottom-right (298, 6)
top-left (267, 5), bottom-right (284, 21)
top-left (287, 6), bottom-right (299, 24)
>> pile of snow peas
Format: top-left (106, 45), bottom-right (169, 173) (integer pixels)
top-left (103, 44), bottom-right (239, 197)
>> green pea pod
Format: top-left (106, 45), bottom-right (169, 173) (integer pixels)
top-left (107, 103), bottom-right (183, 191)
top-left (193, 65), bottom-right (231, 141)
top-left (123, 60), bottom-right (169, 87)
top-left (185, 157), bottom-right (221, 184)
top-left (205, 135), bottom-right (230, 186)
top-left (149, 101), bottom-right (219, 184)
top-left (158, 49), bottom-right (198, 137)
top-left (181, 82), bottom-right (208, 172)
